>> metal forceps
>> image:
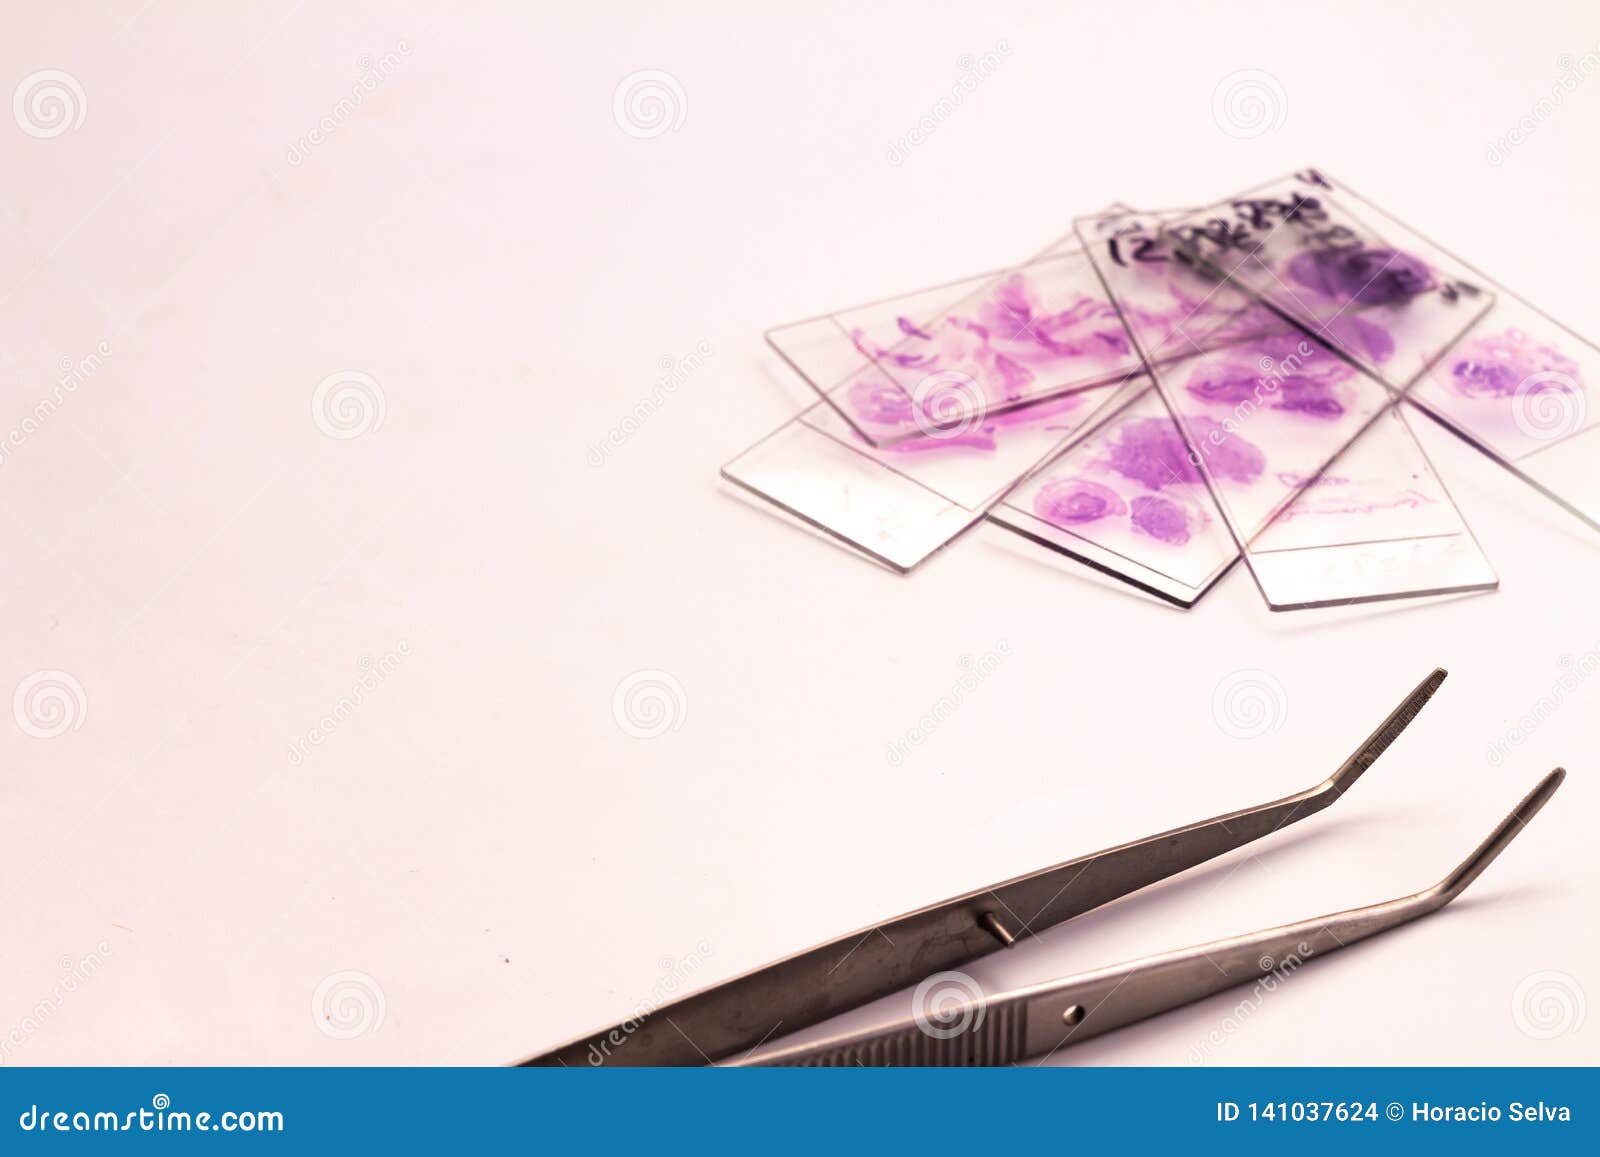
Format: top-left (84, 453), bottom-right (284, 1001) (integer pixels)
top-left (525, 668), bottom-right (1563, 1066)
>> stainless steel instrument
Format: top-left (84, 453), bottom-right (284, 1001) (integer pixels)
top-left (524, 668), bottom-right (1563, 1067)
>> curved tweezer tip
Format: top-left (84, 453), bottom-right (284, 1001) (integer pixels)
top-left (1435, 767), bottom-right (1566, 902)
top-left (735, 766), bottom-right (1568, 1069)
top-left (1326, 666), bottom-right (1447, 795)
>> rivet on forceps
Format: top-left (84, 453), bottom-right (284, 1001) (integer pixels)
top-left (979, 911), bottom-right (1018, 947)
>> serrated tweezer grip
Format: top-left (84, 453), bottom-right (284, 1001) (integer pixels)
top-left (741, 768), bottom-right (1563, 1067)
top-left (525, 668), bottom-right (1449, 1067)
top-left (771, 1002), bottom-right (1032, 1068)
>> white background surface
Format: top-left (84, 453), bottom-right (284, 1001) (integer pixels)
top-left (2, 0), bottom-right (1595, 1065)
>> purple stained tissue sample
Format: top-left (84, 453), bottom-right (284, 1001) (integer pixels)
top-left (838, 271), bottom-right (1134, 429)
top-left (1032, 477), bottom-right (1128, 527)
top-left (979, 275), bottom-right (1033, 336)
top-left (848, 378), bottom-right (914, 427)
top-left (1108, 418), bottom-right (1203, 489)
top-left (1321, 314), bottom-right (1396, 365)
top-left (1274, 375), bottom-right (1345, 417)
top-left (975, 275), bottom-right (1129, 359)
top-left (1448, 327), bottom-right (1581, 400)
top-left (1184, 363), bottom-right (1260, 406)
top-left (1287, 246), bottom-right (1432, 305)
top-left (1129, 494), bottom-right (1192, 545)
top-left (1108, 416), bottom-right (1264, 491)
top-left (896, 315), bottom-right (933, 341)
top-left (1184, 325), bottom-right (1370, 418)
top-left (1453, 358), bottom-right (1519, 398)
top-left (1189, 417), bottom-right (1266, 484)
top-left (990, 352), bottom-right (1035, 399)
top-left (1188, 362), bottom-right (1344, 416)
